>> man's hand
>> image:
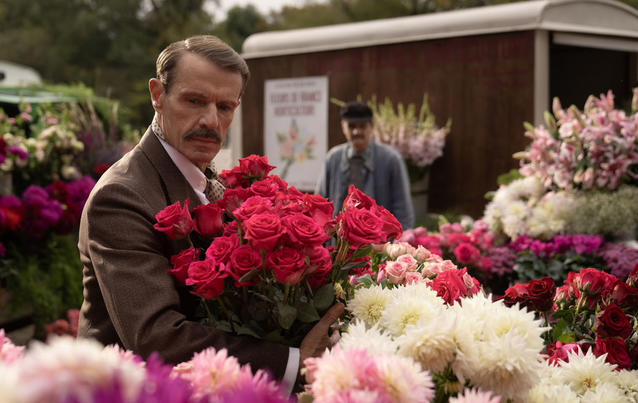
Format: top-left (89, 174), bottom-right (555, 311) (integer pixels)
top-left (299, 302), bottom-right (345, 371)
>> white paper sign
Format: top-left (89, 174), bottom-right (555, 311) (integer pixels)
top-left (264, 76), bottom-right (328, 191)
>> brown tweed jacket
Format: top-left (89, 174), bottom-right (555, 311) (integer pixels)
top-left (77, 128), bottom-right (289, 378)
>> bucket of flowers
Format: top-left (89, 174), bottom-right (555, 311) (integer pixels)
top-left (153, 155), bottom-right (402, 346)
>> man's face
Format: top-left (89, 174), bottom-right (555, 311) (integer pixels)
top-left (149, 52), bottom-right (242, 171)
top-left (341, 120), bottom-right (373, 154)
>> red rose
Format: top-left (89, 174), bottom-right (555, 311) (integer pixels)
top-left (193, 203), bottom-right (224, 238)
top-left (265, 246), bottom-right (307, 285)
top-left (153, 199), bottom-right (193, 240)
top-left (336, 208), bottom-right (385, 248)
top-left (453, 242), bottom-right (481, 265)
top-left (595, 303), bottom-right (633, 339)
top-left (250, 177), bottom-right (281, 199)
top-left (238, 154), bottom-right (275, 178)
top-left (445, 233), bottom-right (472, 248)
top-left (185, 258), bottom-right (228, 299)
top-left (205, 233), bottom-right (240, 264)
top-left (527, 277), bottom-right (556, 312)
top-left (611, 282), bottom-right (638, 309)
top-left (229, 244), bottom-right (262, 287)
top-left (502, 283), bottom-right (529, 308)
top-left (242, 213), bottom-right (282, 252)
top-left (233, 196), bottom-right (274, 221)
top-left (274, 191), bottom-right (305, 216)
top-left (169, 246), bottom-right (201, 284)
top-left (429, 269), bottom-right (470, 305)
top-left (342, 185), bottom-right (375, 211)
top-left (219, 166), bottom-right (249, 189)
top-left (372, 204), bottom-right (402, 240)
top-left (302, 193), bottom-right (334, 229)
top-left (594, 336), bottom-right (631, 370)
top-left (544, 341), bottom-right (583, 366)
top-left (223, 220), bottom-right (239, 237)
top-left (574, 268), bottom-right (614, 296)
top-left (305, 246), bottom-right (332, 276)
top-left (218, 187), bottom-right (251, 213)
top-left (282, 213), bottom-right (330, 247)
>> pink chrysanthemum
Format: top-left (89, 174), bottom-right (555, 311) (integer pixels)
top-left (0, 329), bottom-right (24, 364)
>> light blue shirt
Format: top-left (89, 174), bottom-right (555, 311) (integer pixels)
top-left (315, 140), bottom-right (414, 230)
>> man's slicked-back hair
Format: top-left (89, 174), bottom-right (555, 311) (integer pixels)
top-left (155, 35), bottom-right (250, 98)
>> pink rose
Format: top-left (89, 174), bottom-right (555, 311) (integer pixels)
top-left (192, 203), bottom-right (224, 238)
top-left (396, 254), bottom-right (418, 271)
top-left (222, 220), bottom-right (239, 236)
top-left (169, 246), bottom-right (201, 284)
top-left (153, 199), bottom-right (193, 240)
top-left (233, 196), bottom-right (274, 221)
top-left (385, 260), bottom-right (408, 284)
top-left (405, 271), bottom-right (424, 284)
top-left (238, 154), bottom-right (275, 178)
top-left (229, 244), bottom-right (262, 286)
top-left (242, 213), bottom-right (282, 252)
top-left (282, 213), bottom-right (330, 247)
top-left (265, 247), bottom-right (306, 285)
top-left (205, 233), bottom-right (239, 264)
top-left (412, 245), bottom-right (432, 261)
top-left (302, 193), bottom-right (334, 229)
top-left (545, 341), bottom-right (583, 366)
top-left (185, 258), bottom-right (228, 299)
top-left (336, 208), bottom-right (385, 248)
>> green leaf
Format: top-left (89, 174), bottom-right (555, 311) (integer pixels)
top-left (352, 245), bottom-right (373, 258)
top-left (313, 283), bottom-right (335, 311)
top-left (558, 332), bottom-right (576, 344)
top-left (355, 273), bottom-right (375, 288)
top-left (296, 302), bottom-right (320, 323)
top-left (298, 393), bottom-right (315, 403)
top-left (235, 324), bottom-right (261, 338)
top-left (238, 268), bottom-right (260, 284)
top-left (340, 261), bottom-right (368, 271)
top-left (277, 303), bottom-right (297, 330)
top-left (550, 318), bottom-right (569, 341)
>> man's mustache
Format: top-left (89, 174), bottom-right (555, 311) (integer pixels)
top-left (184, 127), bottom-right (222, 142)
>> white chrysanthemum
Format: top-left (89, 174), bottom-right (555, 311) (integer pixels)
top-left (12, 336), bottom-right (146, 403)
top-left (347, 285), bottom-right (393, 327)
top-left (614, 369), bottom-right (638, 402)
top-left (396, 310), bottom-right (458, 373)
top-left (339, 321), bottom-right (398, 355)
top-left (553, 348), bottom-right (617, 396)
top-left (394, 282), bottom-right (446, 305)
top-left (527, 383), bottom-right (580, 403)
top-left (580, 381), bottom-right (628, 403)
top-left (501, 200), bottom-right (530, 239)
top-left (380, 293), bottom-right (444, 337)
top-left (449, 388), bottom-right (501, 403)
top-left (452, 294), bottom-right (547, 401)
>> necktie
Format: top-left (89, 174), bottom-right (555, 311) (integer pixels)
top-left (204, 163), bottom-right (226, 203)
top-left (348, 155), bottom-right (366, 190)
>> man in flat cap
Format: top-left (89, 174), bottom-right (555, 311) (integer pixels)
top-left (315, 101), bottom-right (414, 229)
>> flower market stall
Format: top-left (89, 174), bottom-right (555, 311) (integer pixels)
top-left (0, 86), bottom-right (137, 342)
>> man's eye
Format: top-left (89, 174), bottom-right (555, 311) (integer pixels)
top-left (218, 104), bottom-right (233, 112)
top-left (188, 98), bottom-right (203, 105)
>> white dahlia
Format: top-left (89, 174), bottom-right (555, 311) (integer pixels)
top-left (614, 369), bottom-right (638, 402)
top-left (380, 293), bottom-right (444, 337)
top-left (339, 320), bottom-right (398, 356)
top-left (451, 294), bottom-right (546, 401)
top-left (347, 285), bottom-right (392, 327)
top-left (554, 348), bottom-right (617, 396)
top-left (396, 311), bottom-right (458, 374)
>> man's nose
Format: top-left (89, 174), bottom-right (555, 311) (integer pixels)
top-left (199, 104), bottom-right (219, 129)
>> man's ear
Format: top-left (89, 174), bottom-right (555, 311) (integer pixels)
top-left (149, 78), bottom-right (164, 112)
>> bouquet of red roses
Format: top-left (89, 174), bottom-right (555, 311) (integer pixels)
top-left (501, 266), bottom-right (638, 370)
top-left (153, 155), bottom-right (402, 346)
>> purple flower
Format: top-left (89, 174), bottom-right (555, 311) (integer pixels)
top-left (66, 175), bottom-right (96, 208)
top-left (485, 246), bottom-right (516, 276)
top-left (7, 146), bottom-right (27, 160)
top-left (599, 242), bottom-right (638, 281)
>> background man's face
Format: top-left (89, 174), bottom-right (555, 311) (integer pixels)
top-left (341, 120), bottom-right (373, 153)
top-left (149, 52), bottom-right (242, 171)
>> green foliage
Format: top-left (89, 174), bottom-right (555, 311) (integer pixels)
top-left (0, 234), bottom-right (83, 337)
top-left (513, 250), bottom-right (606, 284)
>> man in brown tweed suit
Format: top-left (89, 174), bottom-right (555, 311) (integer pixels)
top-left (77, 35), bottom-right (343, 391)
